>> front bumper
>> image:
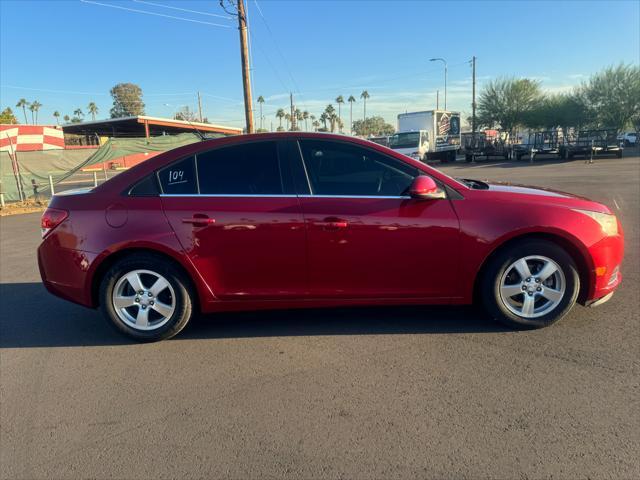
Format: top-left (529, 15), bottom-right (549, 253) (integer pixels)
top-left (584, 232), bottom-right (624, 303)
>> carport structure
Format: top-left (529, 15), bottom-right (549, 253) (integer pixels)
top-left (61, 115), bottom-right (242, 141)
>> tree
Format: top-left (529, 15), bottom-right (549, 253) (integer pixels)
top-left (524, 93), bottom-right (589, 131)
top-left (0, 107), bottom-right (18, 124)
top-left (312, 119), bottom-right (320, 131)
top-left (335, 95), bottom-right (344, 131)
top-left (477, 78), bottom-right (542, 133)
top-left (581, 64), bottom-right (640, 130)
top-left (110, 82), bottom-right (145, 118)
top-left (53, 111), bottom-right (61, 125)
top-left (16, 99), bottom-right (29, 123)
top-left (257, 95), bottom-right (265, 130)
top-left (352, 116), bottom-right (394, 137)
top-left (319, 112), bottom-right (328, 130)
top-left (347, 95), bottom-right (356, 134)
top-left (31, 100), bottom-right (42, 124)
top-left (29, 103), bottom-right (36, 124)
top-left (284, 112), bottom-right (291, 130)
top-left (174, 106), bottom-right (198, 122)
top-left (73, 108), bottom-right (84, 120)
top-left (276, 108), bottom-right (285, 128)
top-left (63, 115), bottom-right (70, 123)
top-left (360, 90), bottom-right (370, 134)
top-left (87, 102), bottom-right (99, 121)
top-left (302, 110), bottom-right (309, 131)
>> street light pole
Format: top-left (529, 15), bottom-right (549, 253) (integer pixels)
top-left (429, 57), bottom-right (447, 110)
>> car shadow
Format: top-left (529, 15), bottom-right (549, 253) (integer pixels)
top-left (0, 282), bottom-right (510, 349)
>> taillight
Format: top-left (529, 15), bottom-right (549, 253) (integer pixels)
top-left (41, 208), bottom-right (68, 238)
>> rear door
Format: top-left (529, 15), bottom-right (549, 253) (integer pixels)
top-left (160, 140), bottom-right (307, 301)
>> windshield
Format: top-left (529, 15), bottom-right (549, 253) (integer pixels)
top-left (389, 132), bottom-right (420, 149)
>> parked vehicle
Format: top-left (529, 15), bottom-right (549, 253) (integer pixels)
top-left (617, 131), bottom-right (637, 146)
top-left (389, 110), bottom-right (461, 163)
top-left (368, 135), bottom-right (390, 147)
top-left (559, 129), bottom-right (623, 159)
top-left (39, 132), bottom-right (624, 341)
top-left (512, 130), bottom-right (563, 161)
top-left (462, 130), bottom-right (510, 162)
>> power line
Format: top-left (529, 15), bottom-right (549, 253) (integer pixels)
top-left (79, 0), bottom-right (232, 28)
top-left (132, 0), bottom-right (234, 20)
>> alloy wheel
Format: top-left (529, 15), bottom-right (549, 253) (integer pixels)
top-left (499, 255), bottom-right (566, 319)
top-left (112, 269), bottom-right (176, 331)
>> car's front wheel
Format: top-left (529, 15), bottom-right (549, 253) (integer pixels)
top-left (481, 240), bottom-right (580, 329)
top-left (99, 254), bottom-right (194, 341)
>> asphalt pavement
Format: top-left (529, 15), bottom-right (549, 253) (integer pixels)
top-left (1, 155), bottom-right (638, 479)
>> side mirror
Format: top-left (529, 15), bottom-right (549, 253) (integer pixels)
top-left (408, 175), bottom-right (446, 200)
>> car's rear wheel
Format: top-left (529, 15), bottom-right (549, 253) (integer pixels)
top-left (481, 240), bottom-right (579, 329)
top-left (99, 254), bottom-right (194, 341)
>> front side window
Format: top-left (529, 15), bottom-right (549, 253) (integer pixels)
top-left (197, 141), bottom-right (283, 195)
top-left (299, 140), bottom-right (417, 196)
top-left (158, 156), bottom-right (197, 194)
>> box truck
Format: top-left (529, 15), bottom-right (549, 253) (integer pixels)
top-left (388, 110), bottom-right (461, 163)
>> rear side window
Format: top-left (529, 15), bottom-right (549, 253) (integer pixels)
top-left (196, 141), bottom-right (283, 195)
top-left (129, 174), bottom-right (159, 196)
top-left (158, 156), bottom-right (197, 194)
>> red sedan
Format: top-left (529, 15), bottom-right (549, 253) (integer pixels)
top-left (38, 133), bottom-right (623, 341)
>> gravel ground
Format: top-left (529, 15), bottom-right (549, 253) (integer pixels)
top-left (1, 155), bottom-right (638, 479)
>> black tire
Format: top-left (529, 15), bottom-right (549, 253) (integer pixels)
top-left (99, 253), bottom-right (194, 341)
top-left (480, 240), bottom-right (580, 329)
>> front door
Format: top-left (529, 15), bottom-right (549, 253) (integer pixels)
top-left (160, 141), bottom-right (307, 300)
top-left (295, 139), bottom-right (461, 299)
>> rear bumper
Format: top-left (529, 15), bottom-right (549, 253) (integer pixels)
top-left (37, 239), bottom-right (96, 308)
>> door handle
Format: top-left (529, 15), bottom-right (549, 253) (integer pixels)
top-left (315, 217), bottom-right (348, 230)
top-left (182, 214), bottom-right (215, 227)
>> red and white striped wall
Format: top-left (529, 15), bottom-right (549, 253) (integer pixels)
top-left (0, 125), bottom-right (65, 152)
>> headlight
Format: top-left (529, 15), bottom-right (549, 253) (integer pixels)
top-left (573, 209), bottom-right (618, 236)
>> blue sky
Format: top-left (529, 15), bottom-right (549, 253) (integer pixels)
top-left (1, 0), bottom-right (638, 129)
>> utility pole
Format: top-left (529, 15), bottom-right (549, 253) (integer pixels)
top-left (237, 0), bottom-right (254, 133)
top-left (436, 90), bottom-right (439, 110)
top-left (471, 56), bottom-right (477, 134)
top-left (197, 91), bottom-right (203, 123)
top-left (290, 92), bottom-right (296, 131)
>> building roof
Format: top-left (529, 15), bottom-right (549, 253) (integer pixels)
top-left (61, 115), bottom-right (242, 137)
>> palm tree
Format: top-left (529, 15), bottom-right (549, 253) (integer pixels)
top-left (29, 104), bottom-right (36, 124)
top-left (30, 100), bottom-right (42, 124)
top-left (312, 120), bottom-right (320, 131)
top-left (276, 108), bottom-right (285, 129)
top-left (309, 114), bottom-right (316, 131)
top-left (347, 95), bottom-right (356, 134)
top-left (302, 110), bottom-right (309, 131)
top-left (295, 109), bottom-right (303, 131)
top-left (335, 95), bottom-right (344, 131)
top-left (87, 102), bottom-right (98, 121)
top-left (284, 113), bottom-right (291, 130)
top-left (257, 96), bottom-right (265, 129)
top-left (63, 115), bottom-right (70, 123)
top-left (73, 108), bottom-right (84, 121)
top-left (53, 111), bottom-right (61, 125)
top-left (16, 99), bottom-right (29, 123)
top-left (360, 90), bottom-right (370, 135)
top-left (319, 112), bottom-right (328, 130)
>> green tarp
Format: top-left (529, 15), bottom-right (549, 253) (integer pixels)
top-left (1, 133), bottom-right (203, 202)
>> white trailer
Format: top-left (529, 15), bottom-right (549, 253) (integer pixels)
top-left (388, 110), bottom-right (461, 163)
